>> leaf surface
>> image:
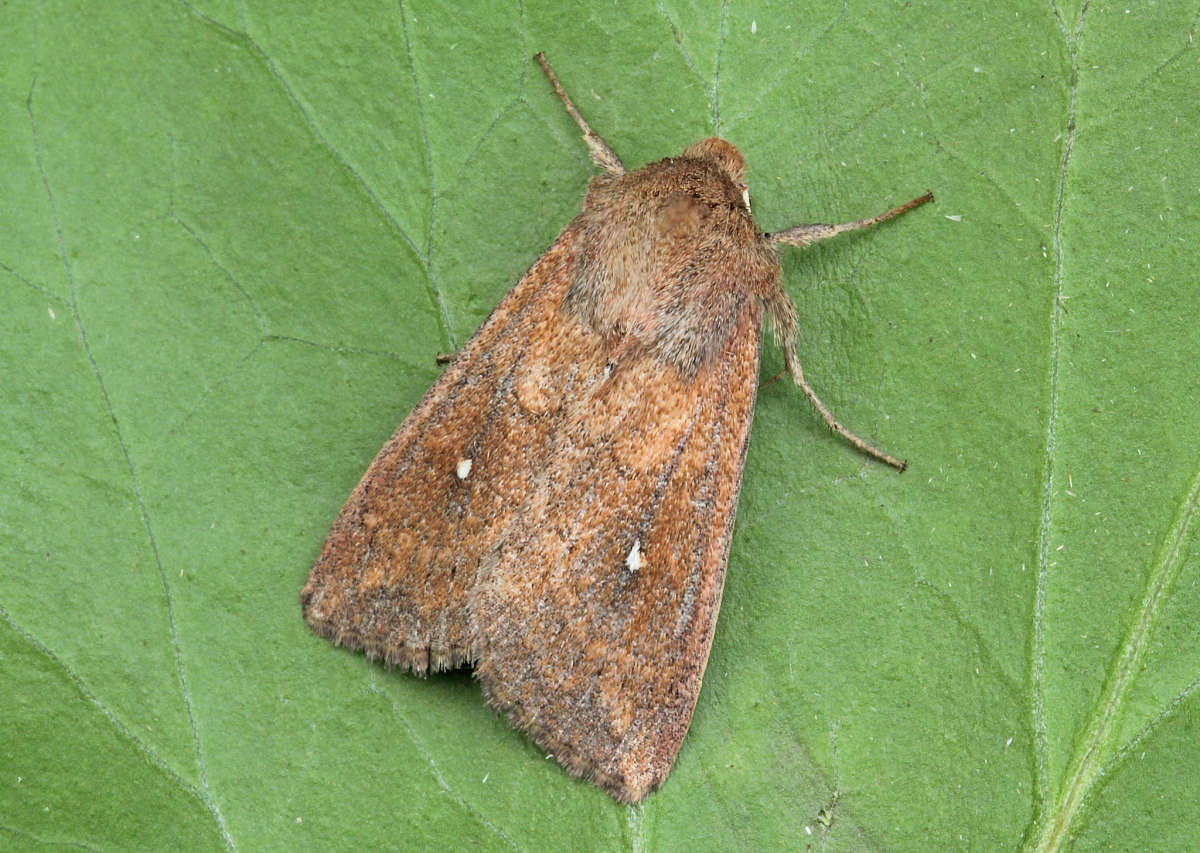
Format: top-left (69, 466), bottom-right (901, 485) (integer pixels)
top-left (2, 1), bottom-right (1197, 850)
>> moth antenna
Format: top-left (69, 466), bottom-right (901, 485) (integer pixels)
top-left (768, 192), bottom-right (933, 247)
top-left (535, 52), bottom-right (626, 176)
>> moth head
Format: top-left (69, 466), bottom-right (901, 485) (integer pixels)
top-left (682, 137), bottom-right (746, 186)
top-left (681, 138), bottom-right (753, 216)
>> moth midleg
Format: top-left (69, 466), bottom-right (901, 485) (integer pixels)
top-left (782, 344), bottom-right (908, 471)
top-left (535, 52), bottom-right (626, 177)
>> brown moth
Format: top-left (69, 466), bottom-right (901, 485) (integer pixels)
top-left (302, 53), bottom-right (932, 803)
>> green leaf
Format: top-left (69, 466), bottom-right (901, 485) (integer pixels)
top-left (3, 1), bottom-right (1197, 850)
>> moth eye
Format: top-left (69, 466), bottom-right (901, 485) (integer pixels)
top-left (741, 185), bottom-right (751, 213)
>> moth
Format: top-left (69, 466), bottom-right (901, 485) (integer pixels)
top-left (302, 53), bottom-right (932, 803)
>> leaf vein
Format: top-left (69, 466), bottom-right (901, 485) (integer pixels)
top-left (25, 25), bottom-right (235, 847)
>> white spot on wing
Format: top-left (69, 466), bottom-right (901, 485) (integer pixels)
top-left (456, 457), bottom-right (473, 479)
top-left (626, 540), bottom-right (643, 573)
top-left (741, 185), bottom-right (751, 213)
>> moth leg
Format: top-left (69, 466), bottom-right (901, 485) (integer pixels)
top-left (782, 340), bottom-right (908, 472)
top-left (768, 192), bottom-right (933, 248)
top-left (767, 192), bottom-right (933, 472)
top-left (535, 52), bottom-right (626, 176)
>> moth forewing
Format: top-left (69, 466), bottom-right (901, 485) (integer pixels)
top-left (472, 301), bottom-right (765, 801)
top-left (301, 232), bottom-right (588, 674)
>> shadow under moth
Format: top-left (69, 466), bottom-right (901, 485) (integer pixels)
top-left (302, 52), bottom-right (932, 803)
